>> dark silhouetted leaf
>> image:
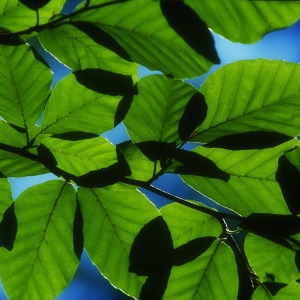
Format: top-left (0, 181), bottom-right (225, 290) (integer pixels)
top-left (0, 203), bottom-right (17, 251)
top-left (75, 150), bottom-right (131, 188)
top-left (71, 21), bottom-right (132, 62)
top-left (7, 123), bottom-right (28, 134)
top-left (51, 131), bottom-right (99, 141)
top-left (129, 216), bottom-right (173, 300)
top-left (172, 236), bottom-right (215, 266)
top-left (73, 68), bottom-right (134, 96)
top-left (205, 131), bottom-right (292, 150)
top-left (114, 83), bottom-right (138, 126)
top-left (19, 0), bottom-right (50, 10)
top-left (276, 153), bottom-right (300, 215)
top-left (136, 141), bottom-right (176, 163)
top-left (160, 1), bottom-right (220, 64)
top-left (173, 149), bottom-right (230, 181)
top-left (37, 144), bottom-right (58, 172)
top-left (240, 214), bottom-right (300, 238)
top-left (129, 216), bottom-right (173, 276)
top-left (73, 198), bottom-right (83, 260)
top-left (0, 36), bottom-right (24, 46)
top-left (263, 282), bottom-right (288, 296)
top-left (178, 92), bottom-right (207, 141)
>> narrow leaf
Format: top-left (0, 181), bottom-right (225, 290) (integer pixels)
top-left (0, 203), bottom-right (17, 251)
top-left (73, 198), bottom-right (84, 260)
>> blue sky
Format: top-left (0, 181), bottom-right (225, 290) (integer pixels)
top-left (0, 1), bottom-right (300, 299)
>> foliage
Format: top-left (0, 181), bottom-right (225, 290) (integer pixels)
top-left (0, 0), bottom-right (299, 299)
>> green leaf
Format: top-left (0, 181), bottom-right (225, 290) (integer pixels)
top-left (78, 183), bottom-right (160, 298)
top-left (0, 178), bottom-right (13, 220)
top-left (124, 74), bottom-right (206, 143)
top-left (0, 0), bottom-right (65, 33)
top-left (38, 22), bottom-right (138, 77)
top-left (245, 233), bottom-right (300, 284)
top-left (40, 72), bottom-right (124, 134)
top-left (181, 139), bottom-right (299, 216)
top-left (0, 180), bottom-right (78, 300)
top-left (41, 135), bottom-right (118, 176)
top-left (0, 42), bottom-right (51, 130)
top-left (185, 0), bottom-right (300, 43)
top-left (160, 202), bottom-right (222, 246)
top-left (193, 60), bottom-right (300, 143)
top-left (0, 121), bottom-right (27, 147)
top-left (163, 240), bottom-right (238, 300)
top-left (72, 0), bottom-right (216, 78)
top-left (159, 203), bottom-right (237, 299)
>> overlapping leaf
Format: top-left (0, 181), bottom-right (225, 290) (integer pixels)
top-left (0, 42), bottom-right (51, 130)
top-left (41, 135), bottom-right (118, 176)
top-left (38, 22), bottom-right (138, 76)
top-left (124, 74), bottom-right (206, 143)
top-left (0, 181), bottom-right (78, 300)
top-left (78, 183), bottom-right (160, 298)
top-left (40, 71), bottom-right (126, 134)
top-left (245, 233), bottom-right (300, 284)
top-left (193, 59), bottom-right (300, 143)
top-left (0, 0), bottom-right (65, 33)
top-left (0, 179), bottom-right (13, 221)
top-left (181, 139), bottom-right (299, 216)
top-left (186, 0), bottom-right (300, 43)
top-left (253, 282), bottom-right (300, 300)
top-left (72, 0), bottom-right (217, 78)
top-left (160, 203), bottom-right (237, 299)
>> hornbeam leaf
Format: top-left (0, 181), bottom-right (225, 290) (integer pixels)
top-left (71, 0), bottom-right (216, 78)
top-left (124, 74), bottom-right (205, 143)
top-left (38, 22), bottom-right (138, 76)
top-left (0, 0), bottom-right (65, 33)
top-left (41, 136), bottom-right (118, 177)
top-left (0, 181), bottom-right (78, 300)
top-left (245, 233), bottom-right (300, 284)
top-left (0, 43), bottom-right (51, 129)
top-left (185, 0), bottom-right (300, 43)
top-left (40, 72), bottom-right (125, 134)
top-left (0, 179), bottom-right (13, 222)
top-left (181, 139), bottom-right (299, 216)
top-left (193, 60), bottom-right (300, 143)
top-left (78, 183), bottom-right (160, 298)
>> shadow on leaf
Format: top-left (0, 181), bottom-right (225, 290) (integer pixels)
top-left (19, 0), bottom-right (50, 10)
top-left (178, 92), bottom-right (207, 141)
top-left (51, 131), bottom-right (99, 141)
top-left (71, 21), bottom-right (132, 62)
top-left (239, 214), bottom-right (300, 239)
top-left (160, 1), bottom-right (220, 64)
top-left (173, 149), bottom-right (230, 181)
top-left (262, 282), bottom-right (288, 296)
top-left (7, 123), bottom-right (27, 134)
top-left (276, 153), bottom-right (300, 215)
top-left (0, 203), bottom-right (17, 251)
top-left (205, 131), bottom-right (292, 150)
top-left (129, 217), bottom-right (216, 299)
top-left (73, 198), bottom-right (84, 260)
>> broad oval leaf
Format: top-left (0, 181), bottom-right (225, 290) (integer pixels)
top-left (185, 0), bottom-right (300, 43)
top-left (72, 0), bottom-right (216, 78)
top-left (193, 59), bottom-right (300, 143)
top-left (41, 136), bottom-right (118, 176)
top-left (181, 139), bottom-right (299, 216)
top-left (0, 43), bottom-right (51, 129)
top-left (41, 71), bottom-right (127, 134)
top-left (78, 183), bottom-right (160, 298)
top-left (124, 74), bottom-right (206, 143)
top-left (38, 22), bottom-right (138, 77)
top-left (245, 233), bottom-right (300, 284)
top-left (0, 0), bottom-right (65, 33)
top-left (0, 180), bottom-right (78, 300)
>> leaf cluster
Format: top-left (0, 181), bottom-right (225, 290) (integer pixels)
top-left (0, 1), bottom-right (300, 299)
